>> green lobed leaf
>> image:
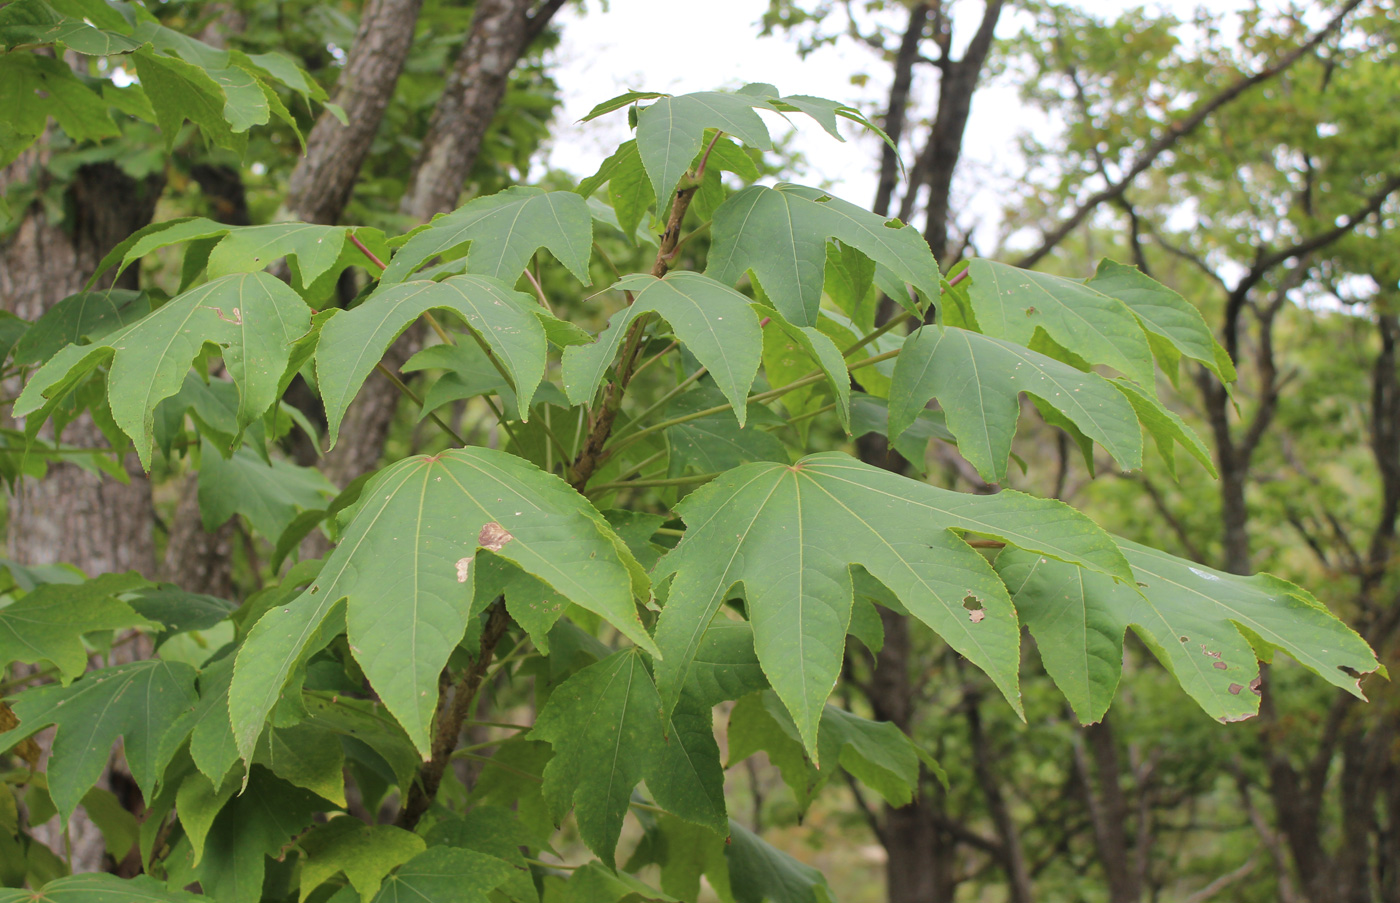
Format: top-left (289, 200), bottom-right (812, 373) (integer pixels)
top-left (997, 538), bottom-right (1382, 724)
top-left (653, 452), bottom-right (1134, 757)
top-left (316, 275), bottom-right (549, 446)
top-left (132, 48), bottom-right (246, 154)
top-left (382, 186), bottom-right (592, 285)
top-left (562, 272), bottom-right (763, 423)
top-left (230, 449), bottom-right (653, 760)
top-left (1086, 258), bottom-right (1235, 383)
top-left (15, 273), bottom-right (310, 468)
top-left (0, 660), bottom-right (196, 825)
top-left (707, 184), bottom-right (938, 327)
top-left (1112, 378), bottom-right (1217, 479)
top-left (533, 649), bottom-right (726, 867)
top-left (634, 91), bottom-right (773, 206)
top-left (197, 441), bottom-right (335, 540)
top-left (664, 389), bottom-right (788, 477)
top-left (964, 259), bottom-right (1156, 389)
top-left (13, 289), bottom-right (150, 366)
top-left (725, 820), bottom-right (835, 903)
top-left (298, 818), bottom-right (425, 903)
top-left (888, 325), bottom-right (1144, 483)
top-left (371, 847), bottom-right (517, 903)
top-left (163, 767), bottom-right (322, 903)
top-left (0, 874), bottom-right (204, 903)
top-left (0, 572), bottom-right (153, 684)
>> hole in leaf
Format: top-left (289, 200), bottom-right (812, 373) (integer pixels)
top-left (963, 595), bottom-right (985, 623)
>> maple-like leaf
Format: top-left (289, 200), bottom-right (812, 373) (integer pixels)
top-left (562, 272), bottom-right (763, 422)
top-left (707, 184), bottom-right (938, 327)
top-left (229, 448), bottom-right (652, 760)
top-left (652, 452), bottom-right (1132, 757)
top-left (0, 572), bottom-right (153, 684)
top-left (532, 649), bottom-right (726, 867)
top-left (996, 538), bottom-right (1383, 723)
top-left (15, 273), bottom-right (310, 468)
top-left (382, 186), bottom-right (592, 285)
top-left (0, 660), bottom-right (196, 825)
top-left (888, 325), bottom-right (1143, 483)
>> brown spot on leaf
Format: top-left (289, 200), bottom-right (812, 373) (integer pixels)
top-left (478, 522), bottom-right (514, 551)
top-left (1213, 661), bottom-right (1228, 670)
top-left (456, 557), bottom-right (472, 583)
top-left (1249, 676), bottom-right (1263, 696)
top-left (1228, 683), bottom-right (1243, 695)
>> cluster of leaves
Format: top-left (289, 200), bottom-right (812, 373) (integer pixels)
top-left (0, 39), bottom-right (1383, 903)
top-left (0, 0), bottom-right (330, 226)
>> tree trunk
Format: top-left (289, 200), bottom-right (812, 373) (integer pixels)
top-left (283, 0), bottom-right (426, 225)
top-left (1, 152), bottom-right (164, 872)
top-left (399, 0), bottom-right (565, 221)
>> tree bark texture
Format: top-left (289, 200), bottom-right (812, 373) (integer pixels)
top-left (1, 152), bottom-right (164, 872)
top-left (284, 0), bottom-right (426, 225)
top-left (399, 0), bottom-right (565, 222)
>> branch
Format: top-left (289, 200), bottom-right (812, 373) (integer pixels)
top-left (1015, 0), bottom-right (1366, 268)
top-left (872, 2), bottom-right (932, 217)
top-left (1181, 857), bottom-right (1258, 903)
top-left (522, 0), bottom-right (567, 46)
top-left (395, 601), bottom-right (512, 830)
top-left (1223, 173), bottom-right (1400, 360)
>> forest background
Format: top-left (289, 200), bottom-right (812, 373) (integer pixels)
top-left (0, 0), bottom-right (1397, 902)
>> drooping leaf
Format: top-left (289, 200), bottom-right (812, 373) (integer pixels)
top-left (382, 186), bottom-right (592, 285)
top-left (0, 873), bottom-right (204, 903)
top-left (707, 184), bottom-right (939, 327)
top-left (230, 449), bottom-right (652, 760)
top-left (132, 48), bottom-right (246, 154)
top-left (559, 861), bottom-right (680, 902)
top-left (12, 290), bottom-right (150, 366)
top-left (256, 722), bottom-right (347, 807)
top-left (996, 538), bottom-right (1383, 724)
top-left (634, 92), bottom-right (773, 206)
top-left (1086, 258), bottom-right (1235, 383)
top-left (888, 325), bottom-right (1143, 483)
top-left (760, 311), bottom-right (853, 433)
top-left (371, 848), bottom-right (516, 903)
top-left (0, 572), bottom-right (152, 684)
top-left (15, 273), bottom-right (310, 468)
top-left (653, 452), bottom-right (1134, 756)
top-left (727, 690), bottom-right (919, 810)
top-left (298, 818), bottom-right (425, 903)
top-left (725, 821), bottom-right (835, 903)
top-left (683, 617), bottom-right (768, 707)
top-left (563, 272), bottom-right (763, 422)
top-left (0, 660), bottom-right (197, 825)
top-left (316, 276), bottom-right (549, 445)
top-left (163, 768), bottom-right (322, 903)
top-left (205, 223), bottom-right (350, 287)
top-left (1112, 378), bottom-right (1217, 479)
top-left (964, 258), bottom-right (1156, 389)
top-left (197, 441), bottom-right (335, 540)
top-left (533, 649), bottom-right (726, 867)
top-left (424, 807), bottom-right (538, 903)
top-left (664, 389), bottom-right (788, 477)
top-left (849, 393), bottom-right (952, 476)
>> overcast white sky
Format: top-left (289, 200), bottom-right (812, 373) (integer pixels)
top-left (541, 0), bottom-right (1251, 240)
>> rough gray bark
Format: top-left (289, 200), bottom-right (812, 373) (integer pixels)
top-left (1, 151), bottom-right (164, 873)
top-left (399, 0), bottom-right (566, 221)
top-left (284, 0), bottom-right (426, 225)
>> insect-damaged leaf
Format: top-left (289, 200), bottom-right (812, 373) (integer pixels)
top-left (15, 273), bottom-right (310, 468)
top-left (996, 538), bottom-right (1382, 724)
top-left (381, 186), bottom-right (592, 285)
top-left (229, 449), bottom-right (652, 760)
top-left (316, 275), bottom-right (555, 445)
top-left (888, 325), bottom-right (1143, 483)
top-left (652, 452), bottom-right (1132, 758)
top-left (562, 272), bottom-right (762, 422)
top-left (707, 184), bottom-right (939, 327)
top-left (532, 649), bottom-right (726, 868)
